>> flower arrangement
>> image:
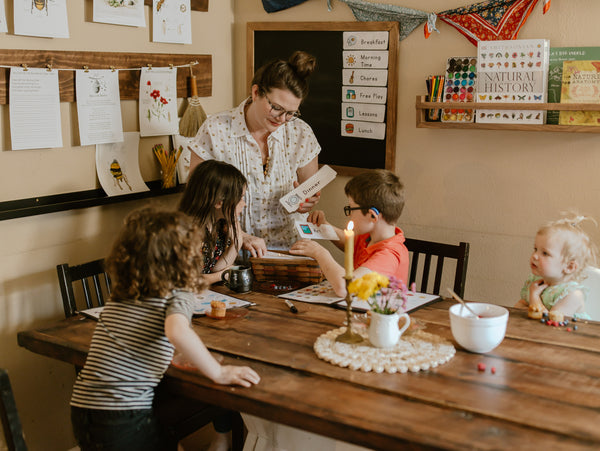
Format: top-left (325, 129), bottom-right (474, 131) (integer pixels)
top-left (348, 272), bottom-right (408, 315)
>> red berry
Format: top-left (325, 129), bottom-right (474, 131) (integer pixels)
top-left (491, 367), bottom-right (496, 374)
top-left (477, 363), bottom-right (486, 371)
top-left (566, 327), bottom-right (572, 332)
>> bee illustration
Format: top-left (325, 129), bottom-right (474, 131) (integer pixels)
top-left (110, 160), bottom-right (132, 191)
top-left (156, 0), bottom-right (165, 11)
top-left (32, 0), bottom-right (48, 15)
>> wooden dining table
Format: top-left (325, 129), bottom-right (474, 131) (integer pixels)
top-left (17, 285), bottom-right (600, 450)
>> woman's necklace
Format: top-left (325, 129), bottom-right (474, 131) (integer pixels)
top-left (263, 155), bottom-right (270, 176)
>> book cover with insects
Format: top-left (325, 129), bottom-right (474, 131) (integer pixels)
top-left (558, 60), bottom-right (600, 126)
top-left (476, 39), bottom-right (549, 124)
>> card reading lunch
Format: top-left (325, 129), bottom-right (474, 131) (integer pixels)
top-left (279, 165), bottom-right (337, 213)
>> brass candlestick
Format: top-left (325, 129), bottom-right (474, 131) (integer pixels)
top-left (336, 275), bottom-right (363, 344)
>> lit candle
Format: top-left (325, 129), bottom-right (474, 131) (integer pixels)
top-left (344, 221), bottom-right (354, 279)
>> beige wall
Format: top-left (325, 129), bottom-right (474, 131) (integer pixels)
top-left (2, 0), bottom-right (600, 449)
top-left (234, 0), bottom-right (600, 306)
top-left (0, 2), bottom-right (234, 449)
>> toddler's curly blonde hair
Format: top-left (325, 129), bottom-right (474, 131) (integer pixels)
top-left (537, 215), bottom-right (598, 281)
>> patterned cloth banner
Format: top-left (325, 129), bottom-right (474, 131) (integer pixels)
top-left (338, 0), bottom-right (428, 41)
top-left (261, 0), bottom-right (310, 13)
top-left (437, 0), bottom-right (541, 45)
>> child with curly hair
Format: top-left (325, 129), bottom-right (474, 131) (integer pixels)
top-left (516, 215), bottom-right (598, 320)
top-left (70, 207), bottom-right (259, 451)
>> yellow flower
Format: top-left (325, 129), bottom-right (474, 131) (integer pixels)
top-left (348, 272), bottom-right (389, 300)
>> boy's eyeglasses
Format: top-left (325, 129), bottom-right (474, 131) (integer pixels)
top-left (265, 94), bottom-right (301, 122)
top-left (344, 205), bottom-right (365, 216)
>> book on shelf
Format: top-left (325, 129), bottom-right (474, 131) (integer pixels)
top-left (558, 60), bottom-right (600, 126)
top-left (547, 47), bottom-right (600, 124)
top-left (476, 39), bottom-right (549, 124)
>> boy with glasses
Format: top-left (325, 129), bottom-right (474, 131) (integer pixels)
top-left (290, 169), bottom-right (408, 297)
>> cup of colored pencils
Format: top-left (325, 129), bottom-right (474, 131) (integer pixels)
top-left (153, 143), bottom-right (182, 189)
top-left (426, 75), bottom-right (445, 122)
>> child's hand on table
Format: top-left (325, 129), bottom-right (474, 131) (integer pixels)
top-left (290, 239), bottom-right (327, 260)
top-left (214, 365), bottom-right (260, 388)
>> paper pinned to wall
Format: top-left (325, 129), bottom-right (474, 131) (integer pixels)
top-left (9, 67), bottom-right (62, 150)
top-left (14, 0), bottom-right (69, 38)
top-left (93, 0), bottom-right (146, 27)
top-left (153, 0), bottom-right (192, 44)
top-left (96, 132), bottom-right (149, 196)
top-left (139, 67), bottom-right (178, 137)
top-left (76, 69), bottom-right (124, 146)
top-left (172, 133), bottom-right (193, 184)
top-left (0, 0), bottom-right (8, 33)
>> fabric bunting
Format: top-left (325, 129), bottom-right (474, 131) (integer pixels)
top-left (261, 0), bottom-right (310, 13)
top-left (543, 0), bottom-right (551, 14)
top-left (338, 0), bottom-right (428, 41)
top-left (436, 0), bottom-right (542, 45)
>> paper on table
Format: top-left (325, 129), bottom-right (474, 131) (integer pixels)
top-left (93, 0), bottom-right (146, 27)
top-left (76, 69), bottom-right (124, 146)
top-left (259, 251), bottom-right (313, 260)
top-left (193, 290), bottom-right (254, 315)
top-left (295, 220), bottom-right (338, 240)
top-left (9, 67), bottom-right (62, 150)
top-left (96, 132), bottom-right (149, 196)
top-left (139, 67), bottom-right (178, 137)
top-left (278, 281), bottom-right (343, 305)
top-left (337, 291), bottom-right (441, 313)
top-left (153, 0), bottom-right (192, 44)
top-left (172, 133), bottom-right (193, 184)
top-left (14, 0), bottom-right (69, 38)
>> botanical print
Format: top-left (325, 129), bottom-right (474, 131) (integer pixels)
top-left (139, 67), bottom-right (178, 137)
top-left (152, 0), bottom-right (192, 44)
top-left (93, 0), bottom-right (145, 27)
top-left (14, 0), bottom-right (69, 38)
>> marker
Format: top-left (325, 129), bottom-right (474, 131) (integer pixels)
top-left (284, 299), bottom-right (298, 314)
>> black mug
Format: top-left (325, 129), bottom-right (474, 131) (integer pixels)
top-left (221, 266), bottom-right (253, 293)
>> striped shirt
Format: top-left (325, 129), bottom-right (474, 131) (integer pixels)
top-left (70, 291), bottom-right (196, 410)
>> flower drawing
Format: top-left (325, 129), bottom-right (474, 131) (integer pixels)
top-left (146, 85), bottom-right (171, 122)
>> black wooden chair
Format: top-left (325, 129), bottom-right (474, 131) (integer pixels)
top-left (57, 258), bottom-right (110, 318)
top-left (404, 238), bottom-right (470, 298)
top-left (0, 369), bottom-right (27, 451)
top-left (56, 259), bottom-right (244, 449)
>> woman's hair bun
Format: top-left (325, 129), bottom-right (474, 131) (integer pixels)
top-left (288, 51), bottom-right (317, 79)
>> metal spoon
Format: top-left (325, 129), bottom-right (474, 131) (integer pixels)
top-left (447, 288), bottom-right (480, 318)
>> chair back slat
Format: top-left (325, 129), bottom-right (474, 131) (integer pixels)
top-left (404, 238), bottom-right (470, 298)
top-left (57, 259), bottom-right (109, 318)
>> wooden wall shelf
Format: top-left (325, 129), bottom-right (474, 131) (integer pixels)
top-left (416, 95), bottom-right (600, 133)
top-left (0, 181), bottom-right (184, 221)
top-left (0, 50), bottom-right (212, 104)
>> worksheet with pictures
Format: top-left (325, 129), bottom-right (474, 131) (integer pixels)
top-left (278, 281), bottom-right (344, 305)
top-left (337, 291), bottom-right (441, 313)
top-left (193, 290), bottom-right (254, 315)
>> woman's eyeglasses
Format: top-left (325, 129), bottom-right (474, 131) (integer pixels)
top-left (344, 206), bottom-right (365, 216)
top-left (265, 95), bottom-right (301, 122)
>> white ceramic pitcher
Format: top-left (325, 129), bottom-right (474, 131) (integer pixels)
top-left (368, 312), bottom-right (411, 348)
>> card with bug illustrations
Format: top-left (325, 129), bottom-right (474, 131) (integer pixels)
top-left (476, 39), bottom-right (549, 124)
top-left (96, 132), bottom-right (149, 196)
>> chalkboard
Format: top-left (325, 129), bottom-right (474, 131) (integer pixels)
top-left (247, 22), bottom-right (399, 176)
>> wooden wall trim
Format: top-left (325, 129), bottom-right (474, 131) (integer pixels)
top-left (0, 49), bottom-right (212, 103)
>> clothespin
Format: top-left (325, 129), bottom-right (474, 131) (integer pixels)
top-left (21, 64), bottom-right (28, 71)
top-left (110, 66), bottom-right (116, 72)
top-left (147, 64), bottom-right (153, 70)
top-left (46, 63), bottom-right (53, 72)
top-left (169, 63), bottom-right (174, 70)
top-left (83, 65), bottom-right (89, 72)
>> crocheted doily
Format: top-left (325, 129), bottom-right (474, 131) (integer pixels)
top-left (314, 327), bottom-right (455, 373)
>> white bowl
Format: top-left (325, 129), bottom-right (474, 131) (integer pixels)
top-left (449, 303), bottom-right (509, 353)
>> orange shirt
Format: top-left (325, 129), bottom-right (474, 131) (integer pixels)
top-left (354, 227), bottom-right (409, 284)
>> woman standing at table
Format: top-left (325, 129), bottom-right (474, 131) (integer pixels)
top-left (188, 51), bottom-right (321, 255)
